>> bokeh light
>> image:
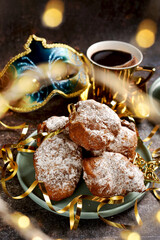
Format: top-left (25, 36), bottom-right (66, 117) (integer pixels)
top-left (18, 76), bottom-right (40, 94)
top-left (18, 215), bottom-right (30, 229)
top-left (156, 210), bottom-right (160, 222)
top-left (136, 29), bottom-right (155, 48)
top-left (134, 101), bottom-right (150, 118)
top-left (42, 0), bottom-right (64, 28)
top-left (136, 19), bottom-right (157, 48)
top-left (32, 236), bottom-right (43, 240)
top-left (120, 230), bottom-right (141, 240)
top-left (127, 232), bottom-right (141, 240)
top-left (0, 95), bottom-right (9, 119)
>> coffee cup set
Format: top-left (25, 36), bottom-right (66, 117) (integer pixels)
top-left (0, 35), bottom-right (158, 120)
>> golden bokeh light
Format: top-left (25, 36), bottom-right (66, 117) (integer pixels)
top-left (0, 94), bottom-right (9, 119)
top-left (18, 215), bottom-right (30, 229)
top-left (134, 101), bottom-right (150, 118)
top-left (156, 210), bottom-right (160, 222)
top-left (18, 76), bottom-right (40, 94)
top-left (136, 19), bottom-right (157, 48)
top-left (42, 0), bottom-right (64, 28)
top-left (136, 29), bottom-right (155, 48)
top-left (32, 236), bottom-right (43, 240)
top-left (43, 8), bottom-right (62, 28)
top-left (127, 232), bottom-right (141, 240)
top-left (120, 230), bottom-right (141, 240)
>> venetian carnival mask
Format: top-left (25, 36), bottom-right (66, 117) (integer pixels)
top-left (0, 35), bottom-right (90, 112)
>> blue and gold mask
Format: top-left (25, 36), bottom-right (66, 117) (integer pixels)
top-left (0, 35), bottom-right (90, 112)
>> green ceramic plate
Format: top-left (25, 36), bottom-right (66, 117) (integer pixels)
top-left (16, 131), bottom-right (151, 219)
top-left (149, 77), bottom-right (160, 117)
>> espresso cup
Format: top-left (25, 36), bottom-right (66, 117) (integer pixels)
top-left (86, 41), bottom-right (155, 115)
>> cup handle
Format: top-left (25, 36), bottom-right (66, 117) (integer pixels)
top-left (133, 66), bottom-right (156, 87)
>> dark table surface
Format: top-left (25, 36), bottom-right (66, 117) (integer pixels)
top-left (0, 0), bottom-right (160, 239)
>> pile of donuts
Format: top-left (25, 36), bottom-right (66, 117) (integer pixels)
top-left (34, 99), bottom-right (146, 201)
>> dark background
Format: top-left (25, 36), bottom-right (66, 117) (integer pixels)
top-left (0, 0), bottom-right (160, 240)
top-left (0, 0), bottom-right (160, 70)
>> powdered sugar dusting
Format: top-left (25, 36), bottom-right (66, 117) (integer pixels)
top-left (73, 100), bottom-right (120, 133)
top-left (45, 116), bottom-right (69, 134)
top-left (106, 126), bottom-right (137, 161)
top-left (83, 152), bottom-right (146, 197)
top-left (69, 99), bottom-right (121, 150)
top-left (34, 134), bottom-right (82, 194)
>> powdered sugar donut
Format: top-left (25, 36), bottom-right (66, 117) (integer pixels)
top-left (83, 152), bottom-right (146, 197)
top-left (34, 134), bottom-right (82, 201)
top-left (69, 99), bottom-right (121, 151)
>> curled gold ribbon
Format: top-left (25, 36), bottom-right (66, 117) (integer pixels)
top-left (134, 200), bottom-right (143, 226)
top-left (1, 146), bottom-right (17, 179)
top-left (39, 181), bottom-right (126, 230)
top-left (135, 152), bottom-right (160, 183)
top-left (0, 121), bottom-right (26, 130)
top-left (97, 202), bottom-right (130, 229)
top-left (69, 195), bottom-right (83, 230)
top-left (97, 197), bottom-right (143, 230)
top-left (67, 103), bottom-right (76, 115)
top-left (1, 161), bottom-right (39, 199)
top-left (143, 125), bottom-right (159, 142)
top-left (17, 124), bottom-right (29, 143)
top-left (38, 182), bottom-right (84, 230)
top-left (0, 121), bottom-right (39, 199)
top-left (152, 183), bottom-right (160, 200)
top-left (152, 148), bottom-right (160, 158)
top-left (0, 120), bottom-right (160, 230)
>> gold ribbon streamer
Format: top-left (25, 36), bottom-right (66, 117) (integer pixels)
top-left (97, 202), bottom-right (130, 229)
top-left (39, 182), bottom-right (84, 230)
top-left (69, 195), bottom-right (83, 230)
top-left (72, 198), bottom-right (82, 230)
top-left (0, 121), bottom-right (38, 199)
top-left (17, 124), bottom-right (29, 143)
top-left (0, 121), bottom-right (26, 129)
top-left (96, 195), bottom-right (143, 230)
top-left (1, 161), bottom-right (39, 199)
top-left (39, 182), bottom-right (73, 213)
top-left (1, 121), bottom-right (160, 230)
top-left (152, 148), bottom-right (160, 158)
top-left (153, 189), bottom-right (160, 200)
top-left (134, 200), bottom-right (143, 226)
top-left (67, 103), bottom-right (76, 114)
top-left (39, 180), bottom-right (126, 230)
top-left (97, 199), bottom-right (143, 229)
top-left (143, 125), bottom-right (159, 142)
top-left (152, 184), bottom-right (160, 200)
top-left (1, 160), bottom-right (18, 182)
top-left (1, 145), bottom-right (16, 173)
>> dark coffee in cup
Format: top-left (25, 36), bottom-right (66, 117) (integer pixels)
top-left (91, 49), bottom-right (137, 68)
top-left (86, 41), bottom-right (155, 117)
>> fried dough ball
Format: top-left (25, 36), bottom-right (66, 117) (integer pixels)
top-left (34, 134), bottom-right (82, 201)
top-left (83, 152), bottom-right (146, 197)
top-left (69, 100), bottom-right (121, 151)
top-left (38, 116), bottom-right (69, 134)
